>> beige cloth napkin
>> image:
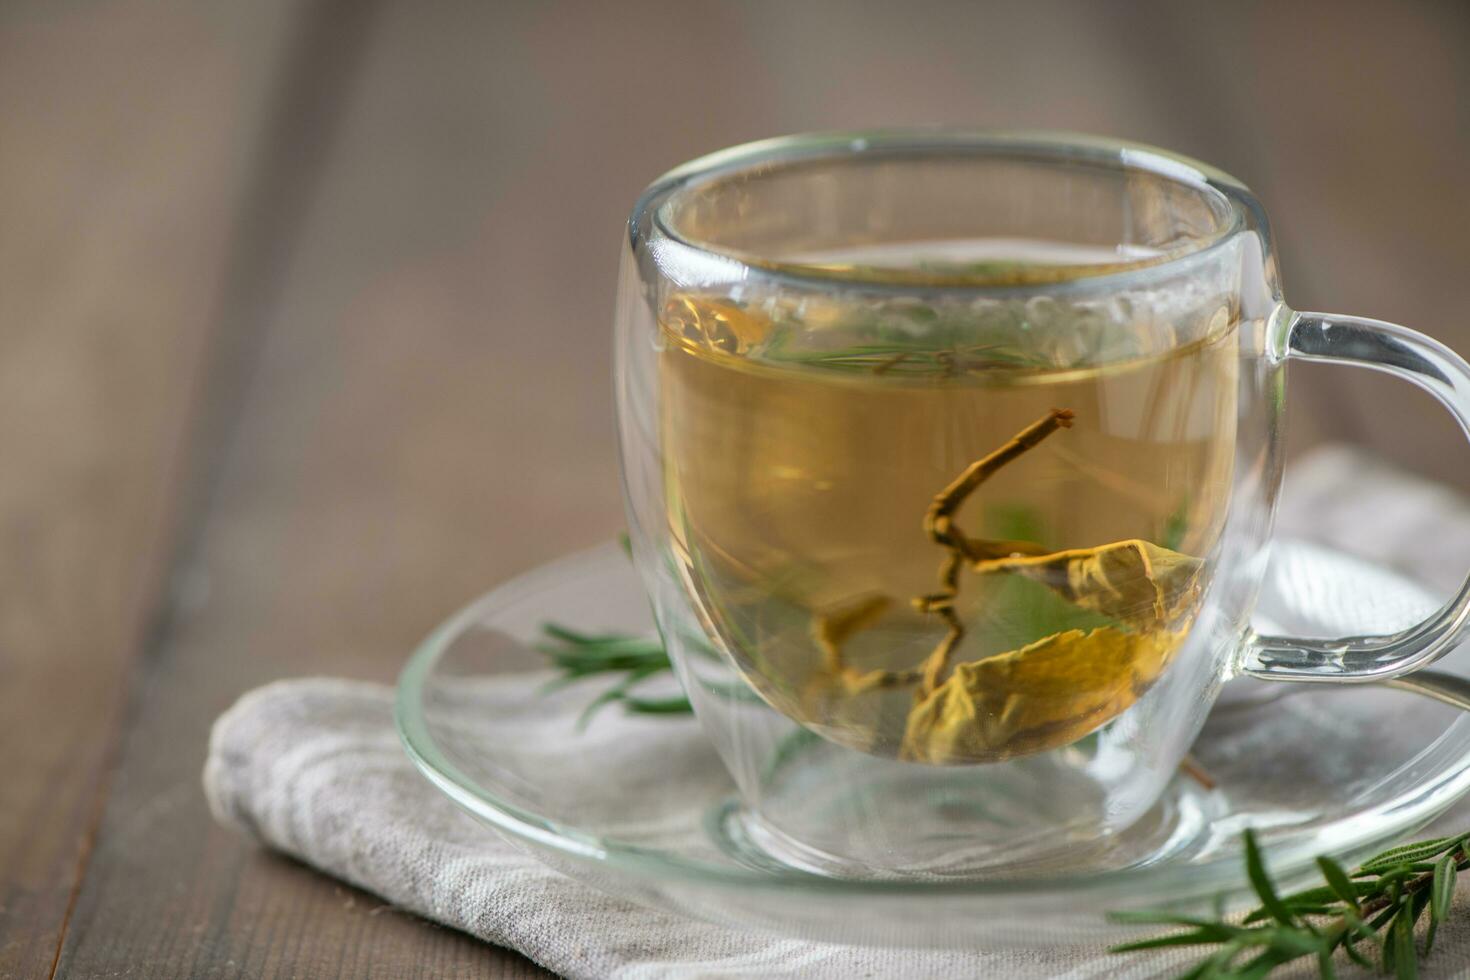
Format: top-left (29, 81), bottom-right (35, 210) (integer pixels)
top-left (205, 446), bottom-right (1470, 979)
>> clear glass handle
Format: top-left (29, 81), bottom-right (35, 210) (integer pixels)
top-left (1244, 311), bottom-right (1470, 683)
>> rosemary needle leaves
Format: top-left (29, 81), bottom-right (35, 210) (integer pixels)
top-left (1110, 829), bottom-right (1470, 978)
top-left (533, 623), bottom-right (690, 729)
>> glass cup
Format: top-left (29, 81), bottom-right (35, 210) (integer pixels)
top-left (613, 131), bottom-right (1470, 877)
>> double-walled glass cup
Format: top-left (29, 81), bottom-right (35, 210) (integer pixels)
top-left (614, 132), bottom-right (1470, 877)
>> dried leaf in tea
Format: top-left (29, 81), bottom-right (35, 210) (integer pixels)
top-left (971, 539), bottom-right (1203, 630)
top-left (900, 625), bottom-right (1178, 763)
top-left (810, 593), bottom-right (919, 694)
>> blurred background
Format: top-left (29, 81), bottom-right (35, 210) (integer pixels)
top-left (4, 0), bottom-right (1470, 976)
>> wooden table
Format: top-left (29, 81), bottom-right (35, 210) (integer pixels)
top-left (4, 1), bottom-right (1468, 975)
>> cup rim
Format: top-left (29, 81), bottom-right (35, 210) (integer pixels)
top-left (630, 129), bottom-right (1263, 300)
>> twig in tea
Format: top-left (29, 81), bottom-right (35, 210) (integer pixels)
top-left (807, 411), bottom-right (1075, 700)
top-left (1179, 754), bottom-right (1218, 791)
top-left (912, 408), bottom-right (1076, 694)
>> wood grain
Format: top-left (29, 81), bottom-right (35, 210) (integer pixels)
top-left (47, 0), bottom-right (555, 975)
top-left (9, 0), bottom-right (1470, 976)
top-left (0, 2), bottom-right (296, 976)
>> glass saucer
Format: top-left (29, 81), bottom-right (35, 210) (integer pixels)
top-left (396, 539), bottom-right (1470, 948)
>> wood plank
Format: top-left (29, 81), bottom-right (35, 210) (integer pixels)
top-left (50, 0), bottom-right (1470, 976)
top-left (0, 3), bottom-right (298, 977)
top-left (47, 0), bottom-right (554, 975)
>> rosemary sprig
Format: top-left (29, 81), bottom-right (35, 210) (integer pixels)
top-left (533, 623), bottom-right (691, 729)
top-left (1111, 828), bottom-right (1470, 978)
top-left (532, 534), bottom-right (693, 727)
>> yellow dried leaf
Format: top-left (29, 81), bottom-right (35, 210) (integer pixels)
top-left (900, 626), bottom-right (1179, 764)
top-left (807, 594), bottom-right (920, 697)
top-left (971, 539), bottom-right (1202, 628)
top-left (812, 594), bottom-right (893, 670)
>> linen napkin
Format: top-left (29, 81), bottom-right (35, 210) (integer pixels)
top-left (205, 445), bottom-right (1470, 979)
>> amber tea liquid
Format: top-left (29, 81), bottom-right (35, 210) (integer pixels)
top-left (659, 263), bottom-right (1238, 765)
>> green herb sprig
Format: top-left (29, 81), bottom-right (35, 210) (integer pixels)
top-left (1112, 829), bottom-right (1470, 978)
top-left (534, 623), bottom-right (691, 729)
